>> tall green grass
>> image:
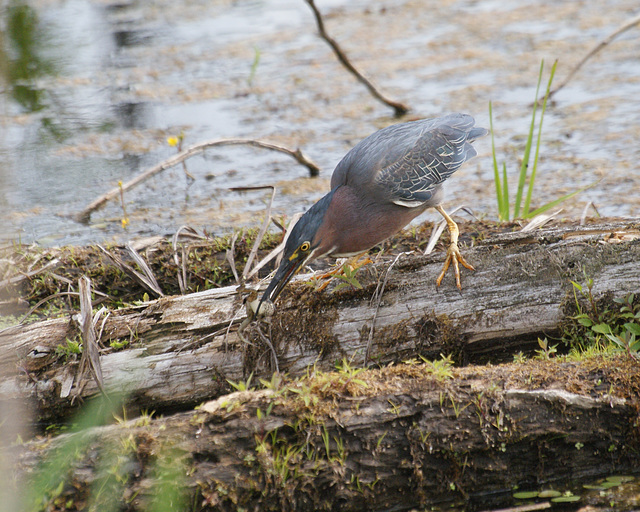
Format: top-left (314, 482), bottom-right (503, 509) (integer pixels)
top-left (490, 60), bottom-right (589, 221)
top-left (16, 394), bottom-right (188, 512)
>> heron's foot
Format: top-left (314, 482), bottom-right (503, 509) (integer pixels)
top-left (313, 254), bottom-right (373, 292)
top-left (436, 242), bottom-right (474, 290)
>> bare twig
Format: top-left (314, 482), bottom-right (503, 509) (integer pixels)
top-left (580, 202), bottom-right (601, 225)
top-left (235, 186), bottom-right (277, 282)
top-left (481, 502), bottom-right (551, 512)
top-left (366, 251), bottom-right (411, 364)
top-left (304, 0), bottom-right (409, 117)
top-left (75, 138), bottom-right (320, 223)
top-left (18, 291), bottom-right (79, 324)
top-left (521, 209), bottom-right (563, 232)
top-left (225, 232), bottom-right (241, 285)
top-left (0, 258), bottom-right (61, 288)
top-left (256, 324), bottom-right (279, 373)
top-left (244, 212), bottom-right (304, 283)
top-left (542, 13), bottom-right (640, 103)
top-left (171, 226), bottom-right (199, 294)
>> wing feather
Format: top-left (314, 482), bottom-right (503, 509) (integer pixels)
top-left (375, 118), bottom-right (484, 206)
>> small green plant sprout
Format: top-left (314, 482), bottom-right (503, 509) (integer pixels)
top-left (227, 372), bottom-right (254, 392)
top-left (512, 351), bottom-right (527, 363)
top-left (248, 45), bottom-right (261, 86)
top-left (387, 399), bottom-right (402, 416)
top-left (259, 372), bottom-right (285, 395)
top-left (535, 337), bottom-right (558, 359)
top-left (615, 293), bottom-right (640, 321)
top-left (256, 402), bottom-right (274, 420)
top-left (490, 59), bottom-right (592, 221)
top-left (331, 263), bottom-right (364, 292)
top-left (109, 338), bottom-right (129, 350)
top-left (602, 325), bottom-right (640, 360)
top-left (420, 353), bottom-right (454, 382)
top-left (335, 358), bottom-right (368, 389)
top-left (55, 338), bottom-right (82, 359)
top-left (289, 382), bottom-right (318, 408)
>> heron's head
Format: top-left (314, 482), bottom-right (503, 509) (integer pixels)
top-left (258, 191), bottom-right (336, 312)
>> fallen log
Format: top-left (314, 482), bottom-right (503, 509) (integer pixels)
top-left (11, 356), bottom-right (640, 511)
top-left (1, 220), bottom-right (639, 423)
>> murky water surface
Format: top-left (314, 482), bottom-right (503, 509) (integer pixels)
top-left (1, 0), bottom-right (639, 245)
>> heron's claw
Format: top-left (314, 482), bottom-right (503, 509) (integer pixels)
top-left (436, 243), bottom-right (474, 290)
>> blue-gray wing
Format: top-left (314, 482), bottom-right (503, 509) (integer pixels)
top-left (374, 116), bottom-right (487, 207)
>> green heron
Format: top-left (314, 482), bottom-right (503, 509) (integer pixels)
top-left (255, 113), bottom-right (488, 317)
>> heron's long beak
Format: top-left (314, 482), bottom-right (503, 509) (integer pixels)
top-left (257, 255), bottom-right (307, 314)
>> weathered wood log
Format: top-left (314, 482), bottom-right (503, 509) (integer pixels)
top-left (1, 220), bottom-right (639, 423)
top-left (11, 356), bottom-right (640, 511)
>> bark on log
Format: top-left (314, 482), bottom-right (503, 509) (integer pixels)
top-left (1, 220), bottom-right (639, 423)
top-left (11, 357), bottom-right (640, 511)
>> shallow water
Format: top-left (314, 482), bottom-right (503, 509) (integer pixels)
top-left (1, 0), bottom-right (639, 246)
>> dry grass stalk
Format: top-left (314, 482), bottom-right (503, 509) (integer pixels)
top-left (73, 276), bottom-right (105, 400)
top-left (97, 244), bottom-right (164, 298)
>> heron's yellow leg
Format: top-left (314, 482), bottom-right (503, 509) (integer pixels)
top-left (434, 205), bottom-right (474, 290)
top-left (314, 253), bottom-right (373, 292)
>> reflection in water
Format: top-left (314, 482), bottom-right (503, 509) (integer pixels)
top-left (113, 101), bottom-right (149, 129)
top-left (113, 28), bottom-right (152, 49)
top-left (5, 1), bottom-right (52, 111)
top-left (3, 1), bottom-right (64, 139)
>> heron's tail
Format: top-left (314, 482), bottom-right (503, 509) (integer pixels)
top-left (468, 126), bottom-right (489, 142)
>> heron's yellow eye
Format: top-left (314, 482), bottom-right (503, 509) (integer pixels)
top-left (299, 242), bottom-right (310, 252)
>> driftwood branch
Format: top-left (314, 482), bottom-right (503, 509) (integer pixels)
top-left (1, 220), bottom-right (639, 423)
top-left (304, 0), bottom-right (409, 117)
top-left (543, 13), bottom-right (640, 103)
top-left (74, 139), bottom-right (321, 223)
top-left (11, 356), bottom-right (640, 511)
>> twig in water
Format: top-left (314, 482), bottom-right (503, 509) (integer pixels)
top-left (75, 138), bottom-right (320, 223)
top-left (541, 13), bottom-right (640, 103)
top-left (304, 0), bottom-right (409, 117)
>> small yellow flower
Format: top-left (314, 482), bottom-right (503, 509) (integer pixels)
top-left (121, 217), bottom-right (130, 229)
top-left (167, 136), bottom-right (179, 147)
